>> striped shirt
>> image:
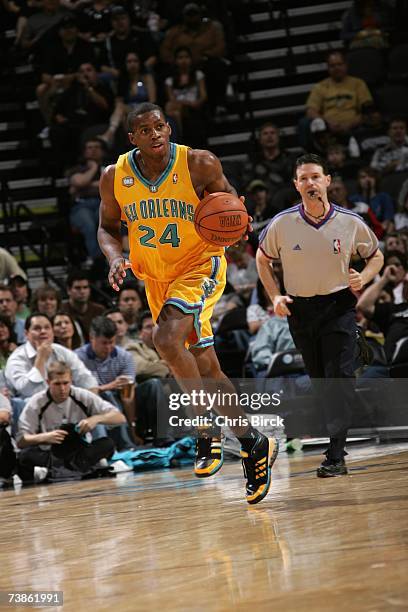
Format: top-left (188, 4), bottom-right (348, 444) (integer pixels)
top-left (259, 203), bottom-right (378, 297)
top-left (75, 344), bottom-right (136, 385)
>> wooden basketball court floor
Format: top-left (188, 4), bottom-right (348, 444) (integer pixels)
top-left (1, 443), bottom-right (408, 612)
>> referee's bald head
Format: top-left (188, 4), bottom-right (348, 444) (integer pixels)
top-left (293, 153), bottom-right (329, 178)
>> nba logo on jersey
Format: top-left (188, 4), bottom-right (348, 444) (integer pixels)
top-left (172, 173), bottom-right (178, 184)
top-left (333, 239), bottom-right (341, 253)
top-left (122, 176), bottom-right (134, 187)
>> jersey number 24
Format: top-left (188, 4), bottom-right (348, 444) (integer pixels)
top-left (139, 223), bottom-right (181, 248)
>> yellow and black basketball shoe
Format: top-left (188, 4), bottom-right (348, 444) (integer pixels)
top-left (240, 434), bottom-right (279, 504)
top-left (194, 434), bottom-right (224, 478)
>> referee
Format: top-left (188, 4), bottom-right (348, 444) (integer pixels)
top-left (256, 153), bottom-right (384, 477)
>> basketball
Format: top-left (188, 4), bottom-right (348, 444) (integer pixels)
top-left (194, 192), bottom-right (249, 247)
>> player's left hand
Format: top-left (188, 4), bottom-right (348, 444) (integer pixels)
top-left (349, 268), bottom-right (363, 291)
top-left (239, 196), bottom-right (253, 240)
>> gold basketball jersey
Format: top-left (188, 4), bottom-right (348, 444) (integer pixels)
top-left (114, 143), bottom-right (224, 281)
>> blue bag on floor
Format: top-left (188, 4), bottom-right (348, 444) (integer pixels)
top-left (110, 437), bottom-right (195, 471)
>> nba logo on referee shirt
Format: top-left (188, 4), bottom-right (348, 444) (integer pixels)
top-left (333, 239), bottom-right (341, 253)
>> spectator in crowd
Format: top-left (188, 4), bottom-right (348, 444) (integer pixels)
top-left (76, 0), bottom-right (113, 43)
top-left (164, 46), bottom-right (208, 149)
top-left (349, 166), bottom-right (395, 231)
top-left (36, 15), bottom-right (96, 132)
top-left (384, 232), bottom-right (407, 257)
top-left (99, 5), bottom-right (157, 77)
top-left (242, 122), bottom-right (296, 205)
top-left (117, 283), bottom-right (144, 339)
top-left (61, 270), bottom-right (105, 341)
top-left (99, 51), bottom-right (156, 149)
top-left (357, 261), bottom-right (408, 363)
top-left (326, 143), bottom-right (359, 181)
top-left (126, 310), bottom-right (169, 382)
top-left (160, 2), bottom-right (229, 113)
top-left (68, 138), bottom-right (107, 266)
top-left (18, 0), bottom-right (69, 62)
top-left (306, 116), bottom-right (333, 156)
top-left (50, 61), bottom-right (114, 170)
top-left (75, 316), bottom-right (135, 448)
top-left (245, 180), bottom-right (275, 236)
top-left (104, 308), bottom-right (132, 347)
top-left (382, 251), bottom-right (408, 304)
top-left (370, 118), bottom-right (408, 175)
top-left (247, 279), bottom-right (273, 335)
top-left (0, 315), bottom-right (17, 371)
top-left (395, 180), bottom-right (408, 230)
top-left (30, 284), bottom-right (61, 319)
top-left (5, 313), bottom-right (97, 400)
top-left (8, 275), bottom-right (31, 321)
top-left (341, 0), bottom-right (392, 49)
top-left (126, 0), bottom-right (166, 40)
top-left (16, 361), bottom-right (125, 482)
top-left (250, 315), bottom-right (295, 376)
top-left (304, 50), bottom-right (372, 142)
top-left (226, 239), bottom-right (258, 299)
top-left (52, 312), bottom-right (82, 350)
top-left (0, 285), bottom-right (25, 344)
top-left (104, 310), bottom-right (172, 443)
top-left (348, 103), bottom-right (389, 162)
top-left (0, 249), bottom-right (26, 282)
top-left (328, 177), bottom-right (384, 238)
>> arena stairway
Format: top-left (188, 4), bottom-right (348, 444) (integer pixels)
top-left (0, 44), bottom-right (77, 288)
top-left (207, 0), bottom-right (352, 161)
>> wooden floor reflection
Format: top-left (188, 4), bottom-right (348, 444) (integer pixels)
top-left (1, 443), bottom-right (408, 612)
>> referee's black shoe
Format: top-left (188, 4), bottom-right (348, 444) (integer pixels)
top-left (317, 456), bottom-right (348, 478)
top-left (241, 434), bottom-right (279, 504)
top-left (194, 435), bottom-right (224, 478)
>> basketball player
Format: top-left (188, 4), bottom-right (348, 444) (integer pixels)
top-left (257, 153), bottom-right (384, 477)
top-left (98, 102), bottom-right (278, 504)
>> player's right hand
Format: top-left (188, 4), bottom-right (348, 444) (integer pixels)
top-left (108, 257), bottom-right (131, 291)
top-left (273, 295), bottom-right (293, 317)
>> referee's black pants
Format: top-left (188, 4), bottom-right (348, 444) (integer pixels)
top-left (288, 289), bottom-right (357, 460)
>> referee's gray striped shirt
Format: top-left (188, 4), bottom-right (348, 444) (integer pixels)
top-left (259, 203), bottom-right (378, 297)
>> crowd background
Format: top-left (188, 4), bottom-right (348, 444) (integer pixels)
top-left (1, 0), bottom-right (408, 484)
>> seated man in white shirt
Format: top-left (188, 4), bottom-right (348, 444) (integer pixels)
top-left (17, 361), bottom-right (125, 482)
top-left (5, 312), bottom-right (98, 403)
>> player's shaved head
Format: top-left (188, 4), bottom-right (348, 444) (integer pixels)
top-left (127, 103), bottom-right (165, 132)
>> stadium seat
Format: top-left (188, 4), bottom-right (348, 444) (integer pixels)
top-left (265, 349), bottom-right (305, 378)
top-left (389, 336), bottom-right (408, 378)
top-left (387, 43), bottom-right (408, 83)
top-left (375, 83), bottom-right (408, 119)
top-left (347, 48), bottom-right (386, 87)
